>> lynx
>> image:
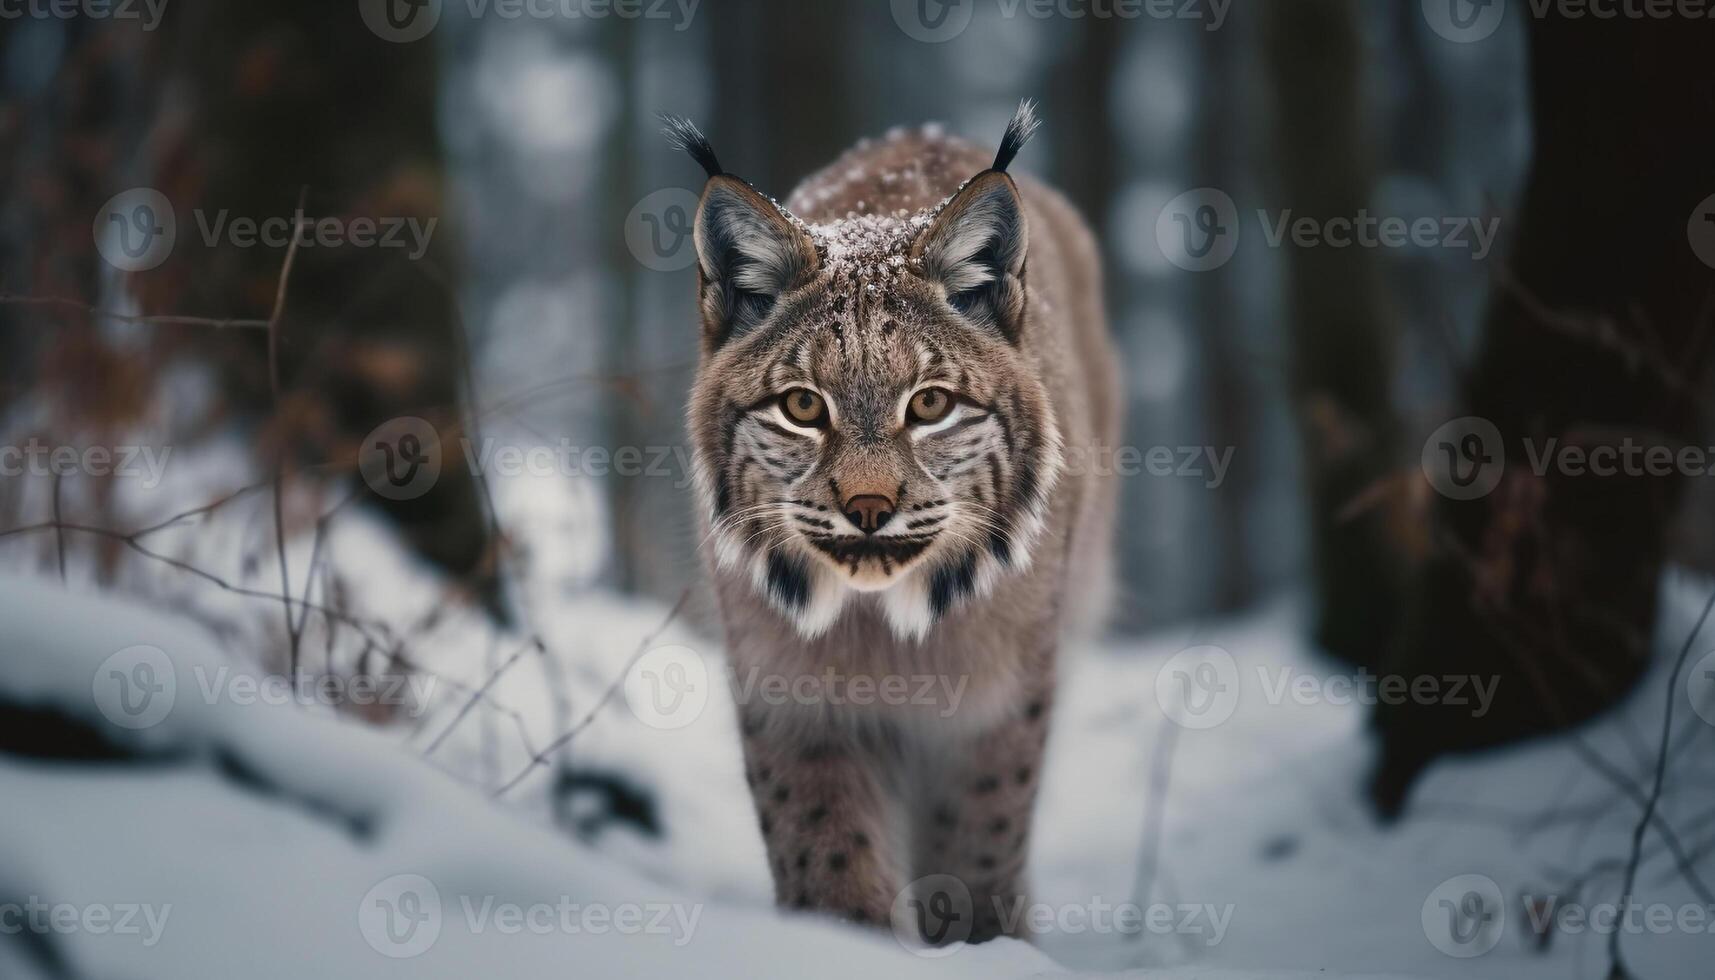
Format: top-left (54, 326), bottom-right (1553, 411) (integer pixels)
top-left (672, 102), bottom-right (1120, 944)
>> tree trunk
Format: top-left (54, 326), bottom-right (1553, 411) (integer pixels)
top-left (1370, 13), bottom-right (1715, 815)
top-left (147, 0), bottom-right (504, 616)
top-left (1261, 0), bottom-right (1404, 668)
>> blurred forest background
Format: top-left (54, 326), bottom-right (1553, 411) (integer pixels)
top-left (3, 0), bottom-right (1715, 804)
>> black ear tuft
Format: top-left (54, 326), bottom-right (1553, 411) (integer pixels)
top-left (659, 112), bottom-right (723, 179)
top-left (990, 99), bottom-right (1041, 174)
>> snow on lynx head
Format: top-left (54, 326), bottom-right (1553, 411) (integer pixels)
top-left (673, 103), bottom-right (1064, 641)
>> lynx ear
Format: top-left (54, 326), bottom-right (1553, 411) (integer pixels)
top-left (660, 113), bottom-right (816, 348)
top-left (911, 170), bottom-right (1028, 342)
top-left (693, 175), bottom-right (818, 348)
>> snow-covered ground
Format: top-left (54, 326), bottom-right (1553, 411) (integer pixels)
top-left (2, 461), bottom-right (1713, 979)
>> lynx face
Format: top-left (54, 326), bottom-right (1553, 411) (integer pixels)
top-left (687, 167), bottom-right (1062, 641)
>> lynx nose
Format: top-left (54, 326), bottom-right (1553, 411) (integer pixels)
top-left (842, 494), bottom-right (895, 534)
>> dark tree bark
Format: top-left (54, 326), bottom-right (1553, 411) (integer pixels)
top-left (144, 1), bottom-right (504, 616)
top-left (710, 0), bottom-right (857, 194)
top-left (1261, 0), bottom-right (1404, 668)
top-left (1370, 14), bottom-right (1715, 815)
top-left (1046, 19), bottom-right (1121, 246)
top-left (1194, 13), bottom-right (1257, 614)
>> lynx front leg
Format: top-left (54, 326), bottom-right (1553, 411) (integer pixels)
top-left (739, 712), bottom-right (904, 925)
top-left (912, 694), bottom-right (1052, 944)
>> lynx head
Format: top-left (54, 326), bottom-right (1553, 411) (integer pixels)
top-left (674, 103), bottom-right (1062, 641)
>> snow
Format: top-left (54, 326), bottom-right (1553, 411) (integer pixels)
top-left (3, 482), bottom-right (1713, 978)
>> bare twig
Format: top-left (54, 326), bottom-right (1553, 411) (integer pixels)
top-left (51, 472), bottom-right (66, 583)
top-left (0, 292), bottom-right (270, 330)
top-left (269, 187), bottom-right (309, 673)
top-left (1127, 710), bottom-right (1181, 942)
top-left (422, 636), bottom-right (542, 758)
top-left (1607, 586), bottom-right (1715, 978)
top-left (492, 588), bottom-right (692, 798)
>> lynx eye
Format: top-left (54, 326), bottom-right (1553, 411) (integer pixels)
top-left (780, 388), bottom-right (828, 427)
top-left (907, 387), bottom-right (955, 425)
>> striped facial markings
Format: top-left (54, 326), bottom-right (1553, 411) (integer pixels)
top-left (697, 282), bottom-right (1058, 638)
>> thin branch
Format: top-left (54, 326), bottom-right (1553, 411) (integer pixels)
top-left (269, 187), bottom-right (309, 673)
top-left (0, 292), bottom-right (270, 330)
top-left (423, 636), bottom-right (543, 758)
top-left (492, 588), bottom-right (692, 798)
top-left (1609, 586), bottom-right (1715, 979)
top-left (1127, 711), bottom-right (1180, 941)
top-left (51, 472), bottom-right (66, 583)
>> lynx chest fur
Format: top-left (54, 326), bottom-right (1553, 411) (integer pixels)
top-left (676, 104), bottom-right (1119, 941)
